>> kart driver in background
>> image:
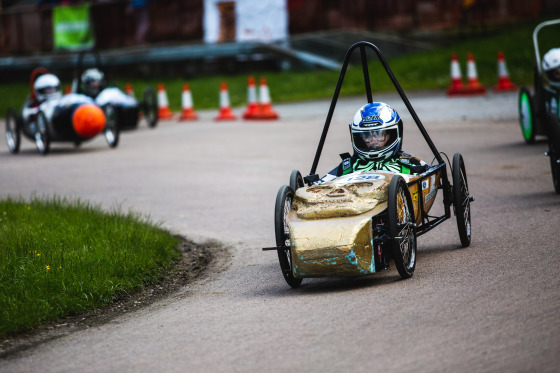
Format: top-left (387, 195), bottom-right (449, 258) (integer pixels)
top-left (80, 68), bottom-right (106, 98)
top-left (22, 73), bottom-right (62, 122)
top-left (316, 102), bottom-right (429, 185)
top-left (543, 48), bottom-right (560, 88)
top-left (34, 73), bottom-right (61, 104)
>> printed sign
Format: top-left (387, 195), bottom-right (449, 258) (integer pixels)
top-left (53, 4), bottom-right (94, 50)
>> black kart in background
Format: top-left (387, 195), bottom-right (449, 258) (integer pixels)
top-left (518, 19), bottom-right (560, 194)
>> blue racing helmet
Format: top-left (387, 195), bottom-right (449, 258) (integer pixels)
top-left (349, 102), bottom-right (403, 161)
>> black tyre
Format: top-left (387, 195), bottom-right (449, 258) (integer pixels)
top-left (143, 87), bottom-right (158, 128)
top-left (103, 104), bottom-right (120, 148)
top-left (452, 153), bottom-right (472, 246)
top-left (289, 169), bottom-right (304, 191)
top-left (387, 176), bottom-right (417, 279)
top-left (35, 111), bottom-right (50, 155)
top-left (274, 185), bottom-right (302, 288)
top-left (5, 108), bottom-right (21, 154)
top-left (518, 87), bottom-right (536, 144)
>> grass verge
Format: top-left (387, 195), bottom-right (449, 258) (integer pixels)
top-left (0, 196), bottom-right (181, 338)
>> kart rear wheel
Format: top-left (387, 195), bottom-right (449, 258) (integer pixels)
top-left (35, 111), bottom-right (50, 155)
top-left (103, 104), bottom-right (120, 148)
top-left (5, 108), bottom-right (21, 154)
top-left (452, 153), bottom-right (472, 246)
top-left (274, 185), bottom-right (302, 288)
top-left (143, 87), bottom-right (158, 128)
top-left (387, 176), bottom-right (416, 279)
top-left (518, 87), bottom-right (536, 144)
top-left (289, 169), bottom-right (304, 191)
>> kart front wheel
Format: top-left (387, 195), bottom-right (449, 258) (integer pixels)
top-left (143, 87), bottom-right (158, 128)
top-left (518, 87), bottom-right (536, 144)
top-left (452, 153), bottom-right (472, 246)
top-left (289, 169), bottom-right (304, 191)
top-left (35, 111), bottom-right (50, 155)
top-left (387, 176), bottom-right (417, 279)
top-left (5, 108), bottom-right (21, 154)
top-left (274, 184), bottom-right (302, 288)
top-left (103, 104), bottom-right (120, 148)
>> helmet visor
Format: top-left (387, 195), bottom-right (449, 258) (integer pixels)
top-left (352, 128), bottom-right (398, 154)
top-left (546, 67), bottom-right (560, 84)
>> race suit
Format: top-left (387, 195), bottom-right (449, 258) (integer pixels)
top-left (316, 151), bottom-right (429, 185)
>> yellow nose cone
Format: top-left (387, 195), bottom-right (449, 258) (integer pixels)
top-left (72, 104), bottom-right (106, 138)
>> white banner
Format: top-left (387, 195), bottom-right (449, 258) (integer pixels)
top-left (204, 0), bottom-right (288, 44)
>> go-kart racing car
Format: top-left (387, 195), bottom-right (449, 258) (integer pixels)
top-left (5, 67), bottom-right (117, 156)
top-left (264, 41), bottom-right (474, 288)
top-left (518, 19), bottom-right (560, 194)
top-left (73, 51), bottom-right (158, 140)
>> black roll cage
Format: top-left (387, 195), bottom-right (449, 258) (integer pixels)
top-left (303, 41), bottom-right (453, 236)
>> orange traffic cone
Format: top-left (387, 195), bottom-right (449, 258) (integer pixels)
top-left (64, 85), bottom-right (72, 94)
top-left (178, 83), bottom-right (198, 121)
top-left (464, 52), bottom-right (487, 95)
top-left (215, 82), bottom-right (237, 121)
top-left (125, 82), bottom-right (135, 96)
top-left (157, 83), bottom-right (174, 120)
top-left (446, 53), bottom-right (465, 96)
top-left (243, 76), bottom-right (260, 119)
top-left (256, 77), bottom-right (279, 120)
top-left (494, 51), bottom-right (516, 92)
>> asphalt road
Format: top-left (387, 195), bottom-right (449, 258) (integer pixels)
top-left (1, 91), bottom-right (559, 372)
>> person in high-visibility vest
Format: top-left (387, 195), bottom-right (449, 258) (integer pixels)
top-left (315, 102), bottom-right (429, 185)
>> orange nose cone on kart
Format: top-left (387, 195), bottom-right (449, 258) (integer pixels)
top-left (72, 104), bottom-right (106, 138)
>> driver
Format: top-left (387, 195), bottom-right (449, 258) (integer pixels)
top-left (81, 68), bottom-right (106, 98)
top-left (543, 48), bottom-right (560, 87)
top-left (34, 73), bottom-right (61, 103)
top-left (316, 102), bottom-right (429, 185)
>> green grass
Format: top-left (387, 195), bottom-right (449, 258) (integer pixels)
top-left (0, 20), bottom-right (557, 116)
top-left (0, 197), bottom-right (180, 338)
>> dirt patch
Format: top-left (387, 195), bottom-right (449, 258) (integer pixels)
top-left (0, 236), bottom-right (227, 359)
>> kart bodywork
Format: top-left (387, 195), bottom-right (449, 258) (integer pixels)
top-left (264, 41), bottom-right (473, 288)
top-left (517, 19), bottom-right (560, 194)
top-left (288, 168), bottom-right (442, 278)
top-left (5, 67), bottom-right (117, 156)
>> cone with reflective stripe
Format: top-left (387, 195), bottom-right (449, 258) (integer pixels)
top-left (447, 53), bottom-right (465, 96)
top-left (243, 76), bottom-right (260, 119)
top-left (157, 83), bottom-right (174, 120)
top-left (257, 77), bottom-right (279, 120)
top-left (464, 52), bottom-right (487, 95)
top-left (178, 83), bottom-right (198, 121)
top-left (215, 82), bottom-right (237, 121)
top-left (494, 51), bottom-right (516, 92)
top-left (125, 82), bottom-right (135, 96)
